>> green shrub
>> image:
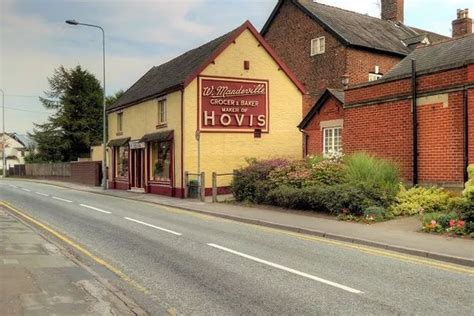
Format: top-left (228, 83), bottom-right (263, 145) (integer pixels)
top-left (319, 184), bottom-right (376, 216)
top-left (306, 154), bottom-right (325, 166)
top-left (390, 185), bottom-right (450, 216)
top-left (231, 158), bottom-right (289, 202)
top-left (344, 152), bottom-right (400, 206)
top-left (266, 185), bottom-right (327, 211)
top-left (311, 160), bottom-right (346, 185)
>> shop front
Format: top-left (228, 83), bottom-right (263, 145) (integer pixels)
top-left (106, 21), bottom-right (305, 197)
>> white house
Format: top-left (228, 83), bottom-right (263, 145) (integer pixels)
top-left (0, 133), bottom-right (35, 173)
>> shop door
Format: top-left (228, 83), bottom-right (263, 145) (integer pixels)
top-left (132, 149), bottom-right (144, 189)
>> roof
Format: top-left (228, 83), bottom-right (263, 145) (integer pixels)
top-left (110, 20), bottom-right (305, 111)
top-left (261, 0), bottom-right (449, 56)
top-left (1, 133), bottom-right (35, 148)
top-left (383, 35), bottom-right (474, 80)
top-left (298, 89), bottom-right (344, 129)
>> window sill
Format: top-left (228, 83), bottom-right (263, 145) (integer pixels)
top-left (148, 180), bottom-right (171, 185)
top-left (156, 123), bottom-right (168, 129)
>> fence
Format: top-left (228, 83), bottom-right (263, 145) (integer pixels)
top-left (25, 163), bottom-right (71, 177)
top-left (211, 171), bottom-right (236, 203)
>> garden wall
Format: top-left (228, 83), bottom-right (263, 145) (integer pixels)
top-left (21, 161), bottom-right (101, 186)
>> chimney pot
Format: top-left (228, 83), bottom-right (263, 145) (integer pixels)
top-left (452, 8), bottom-right (472, 38)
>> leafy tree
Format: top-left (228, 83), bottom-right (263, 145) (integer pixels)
top-left (29, 65), bottom-right (104, 162)
top-left (106, 89), bottom-right (125, 108)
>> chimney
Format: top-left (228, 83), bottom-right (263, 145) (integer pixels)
top-left (452, 9), bottom-right (473, 38)
top-left (381, 0), bottom-right (404, 23)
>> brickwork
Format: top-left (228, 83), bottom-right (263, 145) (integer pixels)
top-left (381, 0), bottom-right (404, 23)
top-left (70, 161), bottom-right (102, 186)
top-left (305, 96), bottom-right (344, 154)
top-left (263, 0), bottom-right (404, 114)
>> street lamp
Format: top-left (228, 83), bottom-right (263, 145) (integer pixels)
top-left (65, 19), bottom-right (107, 190)
top-left (0, 89), bottom-right (5, 178)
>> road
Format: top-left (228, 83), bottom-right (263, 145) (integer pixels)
top-left (1, 179), bottom-right (473, 315)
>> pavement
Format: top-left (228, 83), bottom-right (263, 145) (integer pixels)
top-left (0, 206), bottom-right (144, 316)
top-left (1, 178), bottom-right (473, 315)
top-left (6, 177), bottom-right (474, 266)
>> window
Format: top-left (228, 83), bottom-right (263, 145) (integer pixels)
top-left (310, 36), bottom-right (325, 56)
top-left (115, 145), bottom-right (129, 178)
top-left (158, 99), bottom-right (167, 124)
top-left (150, 141), bottom-right (171, 182)
top-left (323, 127), bottom-right (342, 156)
top-left (117, 112), bottom-right (123, 132)
top-left (369, 73), bottom-right (383, 82)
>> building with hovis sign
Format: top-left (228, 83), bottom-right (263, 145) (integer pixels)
top-left (107, 21), bottom-right (305, 197)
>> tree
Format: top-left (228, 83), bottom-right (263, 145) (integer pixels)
top-left (30, 65), bottom-right (103, 162)
top-left (106, 89), bottom-right (125, 108)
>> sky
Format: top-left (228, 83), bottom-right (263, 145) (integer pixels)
top-left (1, 0), bottom-right (472, 134)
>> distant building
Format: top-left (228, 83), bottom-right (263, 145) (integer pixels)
top-left (0, 133), bottom-right (36, 172)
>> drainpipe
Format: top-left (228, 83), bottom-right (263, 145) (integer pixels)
top-left (180, 88), bottom-right (185, 198)
top-left (411, 59), bottom-right (418, 185)
top-left (463, 86), bottom-right (469, 182)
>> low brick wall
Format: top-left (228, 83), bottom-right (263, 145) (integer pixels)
top-left (71, 161), bottom-right (102, 186)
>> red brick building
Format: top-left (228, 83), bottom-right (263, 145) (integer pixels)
top-left (299, 34), bottom-right (474, 187)
top-left (262, 0), bottom-right (447, 113)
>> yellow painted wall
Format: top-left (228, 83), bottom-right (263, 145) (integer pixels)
top-left (107, 90), bottom-right (183, 187)
top-left (90, 145), bottom-right (103, 162)
top-left (183, 28), bottom-right (303, 187)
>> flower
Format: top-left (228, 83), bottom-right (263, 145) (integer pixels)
top-left (457, 220), bottom-right (465, 228)
top-left (449, 219), bottom-right (456, 227)
top-left (431, 220), bottom-right (437, 225)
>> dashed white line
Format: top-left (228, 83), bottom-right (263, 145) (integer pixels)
top-left (79, 204), bottom-right (111, 214)
top-left (52, 196), bottom-right (73, 203)
top-left (124, 217), bottom-right (182, 236)
top-left (9, 185), bottom-right (18, 188)
top-left (21, 188), bottom-right (31, 192)
top-left (207, 243), bottom-right (363, 294)
top-left (35, 192), bottom-right (49, 197)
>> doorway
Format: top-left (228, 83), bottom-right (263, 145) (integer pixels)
top-left (131, 148), bottom-right (144, 189)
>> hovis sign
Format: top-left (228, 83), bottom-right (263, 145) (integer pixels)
top-left (198, 77), bottom-right (269, 132)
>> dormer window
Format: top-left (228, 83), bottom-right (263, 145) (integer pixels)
top-left (310, 37), bottom-right (325, 56)
top-left (368, 65), bottom-right (382, 81)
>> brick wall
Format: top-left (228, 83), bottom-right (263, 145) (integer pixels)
top-left (70, 161), bottom-right (102, 186)
top-left (263, 0), bottom-right (347, 114)
top-left (305, 96), bottom-right (344, 154)
top-left (346, 48), bottom-right (402, 84)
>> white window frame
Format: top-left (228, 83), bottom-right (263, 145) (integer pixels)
top-left (158, 99), bottom-right (167, 124)
top-left (117, 112), bottom-right (123, 132)
top-left (368, 73), bottom-right (383, 82)
top-left (311, 36), bottom-right (325, 56)
top-left (323, 127), bottom-right (342, 156)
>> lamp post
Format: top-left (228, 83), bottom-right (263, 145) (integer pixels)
top-left (0, 89), bottom-right (5, 178)
top-left (65, 19), bottom-right (107, 190)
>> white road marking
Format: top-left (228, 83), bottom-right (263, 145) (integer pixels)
top-left (21, 188), bottom-right (31, 192)
top-left (207, 243), bottom-right (363, 294)
top-left (35, 192), bottom-right (49, 197)
top-left (9, 185), bottom-right (18, 188)
top-left (124, 217), bottom-right (182, 236)
top-left (52, 196), bottom-right (73, 203)
top-left (79, 204), bottom-right (111, 214)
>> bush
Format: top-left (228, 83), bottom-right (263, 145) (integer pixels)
top-left (390, 185), bottom-right (450, 216)
top-left (231, 158), bottom-right (289, 203)
top-left (311, 160), bottom-right (346, 185)
top-left (268, 160), bottom-right (315, 188)
top-left (344, 152), bottom-right (400, 206)
top-left (266, 185), bottom-right (327, 211)
top-left (319, 184), bottom-right (376, 216)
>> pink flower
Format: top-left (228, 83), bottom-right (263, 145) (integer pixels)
top-left (449, 219), bottom-right (456, 227)
top-left (431, 220), bottom-right (437, 225)
top-left (457, 220), bottom-right (465, 228)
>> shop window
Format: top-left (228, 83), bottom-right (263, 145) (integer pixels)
top-left (323, 127), bottom-right (342, 156)
top-left (158, 99), bottom-right (167, 124)
top-left (115, 145), bottom-right (129, 178)
top-left (150, 141), bottom-right (171, 182)
top-left (117, 112), bottom-right (123, 132)
top-left (310, 36), bottom-right (325, 56)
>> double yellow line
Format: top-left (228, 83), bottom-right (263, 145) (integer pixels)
top-left (0, 200), bottom-right (149, 294)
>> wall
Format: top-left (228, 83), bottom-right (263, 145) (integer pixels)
top-left (343, 65), bottom-right (472, 185)
top-left (346, 48), bottom-right (402, 84)
top-left (263, 0), bottom-right (347, 114)
top-left (21, 161), bottom-right (101, 186)
top-left (71, 161), bottom-right (101, 186)
top-left (107, 90), bottom-right (183, 189)
top-left (183, 28), bottom-right (303, 190)
top-left (90, 145), bottom-right (104, 162)
top-left (305, 96), bottom-right (344, 154)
